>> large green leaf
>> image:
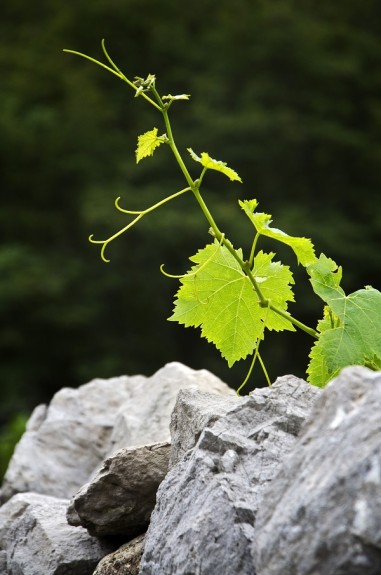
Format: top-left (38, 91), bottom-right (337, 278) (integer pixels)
top-left (169, 242), bottom-right (295, 366)
top-left (307, 254), bottom-right (381, 385)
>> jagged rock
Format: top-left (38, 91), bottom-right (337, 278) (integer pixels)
top-left (139, 374), bottom-right (321, 574)
top-left (67, 442), bottom-right (170, 538)
top-left (108, 361), bottom-right (235, 454)
top-left (93, 534), bottom-right (145, 575)
top-left (0, 362), bottom-right (233, 503)
top-left (0, 374), bottom-right (145, 503)
top-left (0, 492), bottom-right (114, 575)
top-left (169, 388), bottom-right (241, 467)
top-left (253, 366), bottom-right (381, 575)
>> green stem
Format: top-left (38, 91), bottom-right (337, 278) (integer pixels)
top-left (267, 304), bottom-right (318, 338)
top-left (249, 232), bottom-right (260, 268)
top-left (65, 45), bottom-right (318, 341)
top-left (162, 113), bottom-right (195, 188)
top-left (63, 49), bottom-right (162, 111)
top-left (258, 353), bottom-right (271, 386)
top-left (237, 347), bottom-right (259, 395)
top-left (152, 84), bottom-right (318, 340)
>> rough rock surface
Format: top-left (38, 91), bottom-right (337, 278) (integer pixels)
top-left (93, 534), bottom-right (145, 575)
top-left (108, 361), bottom-right (235, 454)
top-left (253, 366), bottom-right (381, 575)
top-left (0, 362), bottom-right (233, 503)
top-left (139, 374), bottom-right (321, 574)
top-left (0, 492), bottom-right (114, 575)
top-left (0, 374), bottom-right (145, 503)
top-left (169, 388), bottom-right (241, 467)
top-left (67, 442), bottom-right (170, 538)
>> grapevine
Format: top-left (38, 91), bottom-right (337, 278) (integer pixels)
top-left (64, 41), bottom-right (381, 391)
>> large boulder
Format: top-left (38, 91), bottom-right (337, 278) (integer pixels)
top-left (253, 366), bottom-right (381, 575)
top-left (0, 374), bottom-right (145, 503)
top-left (0, 362), bottom-right (233, 503)
top-left (67, 442), bottom-right (170, 538)
top-left (0, 492), bottom-right (114, 575)
top-left (139, 374), bottom-right (321, 574)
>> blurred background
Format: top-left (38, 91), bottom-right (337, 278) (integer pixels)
top-left (1, 0), bottom-right (381, 476)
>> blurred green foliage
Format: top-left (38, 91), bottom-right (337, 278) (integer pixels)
top-left (1, 0), bottom-right (381, 449)
top-left (0, 414), bottom-right (27, 479)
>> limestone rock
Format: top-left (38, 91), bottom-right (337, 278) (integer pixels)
top-left (0, 551), bottom-right (7, 573)
top-left (108, 361), bottom-right (235, 454)
top-left (67, 442), bottom-right (170, 538)
top-left (253, 366), bottom-right (381, 575)
top-left (169, 388), bottom-right (241, 467)
top-left (93, 534), bottom-right (145, 575)
top-left (139, 374), bottom-right (321, 574)
top-left (0, 492), bottom-right (114, 575)
top-left (0, 374), bottom-right (145, 502)
top-left (1, 362), bottom-right (232, 503)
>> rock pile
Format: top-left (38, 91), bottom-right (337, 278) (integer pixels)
top-left (0, 362), bottom-right (233, 574)
top-left (1, 362), bottom-right (381, 574)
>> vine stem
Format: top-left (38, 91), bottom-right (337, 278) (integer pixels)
top-left (153, 88), bottom-right (318, 340)
top-left (65, 45), bottom-right (318, 342)
top-left (63, 48), bottom-right (162, 112)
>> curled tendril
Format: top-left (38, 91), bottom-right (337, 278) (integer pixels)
top-left (63, 41), bottom-right (162, 111)
top-left (89, 187), bottom-right (191, 262)
top-left (114, 197), bottom-right (143, 215)
top-left (160, 233), bottom-right (225, 280)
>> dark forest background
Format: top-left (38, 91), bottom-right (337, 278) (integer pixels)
top-left (1, 0), bottom-right (381, 473)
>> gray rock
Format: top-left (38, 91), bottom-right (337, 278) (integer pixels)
top-left (93, 534), bottom-right (145, 575)
top-left (1, 362), bottom-right (232, 503)
top-left (253, 366), bottom-right (381, 575)
top-left (108, 361), bottom-right (235, 454)
top-left (0, 373), bottom-right (145, 503)
top-left (67, 442), bottom-right (170, 538)
top-left (0, 492), bottom-right (114, 575)
top-left (169, 388), bottom-right (241, 467)
top-left (139, 374), bottom-right (320, 574)
top-left (0, 551), bottom-right (7, 573)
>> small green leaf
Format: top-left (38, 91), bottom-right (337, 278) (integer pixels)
top-left (136, 128), bottom-right (167, 163)
top-left (169, 242), bottom-right (295, 366)
top-left (162, 94), bottom-right (191, 101)
top-left (307, 254), bottom-right (381, 386)
top-left (133, 75), bottom-right (156, 98)
top-left (187, 148), bottom-right (242, 182)
top-left (239, 199), bottom-right (316, 266)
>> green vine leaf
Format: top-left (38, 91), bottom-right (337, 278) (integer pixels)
top-left (162, 94), bottom-right (191, 101)
top-left (169, 242), bottom-right (295, 366)
top-left (253, 251), bottom-right (296, 332)
top-left (187, 148), bottom-right (242, 182)
top-left (136, 128), bottom-right (167, 163)
top-left (307, 254), bottom-right (381, 386)
top-left (240, 199), bottom-right (316, 266)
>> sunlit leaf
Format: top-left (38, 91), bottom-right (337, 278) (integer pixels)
top-left (187, 148), bottom-right (242, 182)
top-left (136, 128), bottom-right (167, 163)
top-left (240, 199), bottom-right (316, 266)
top-left (169, 242), bottom-right (295, 366)
top-left (307, 254), bottom-right (381, 386)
